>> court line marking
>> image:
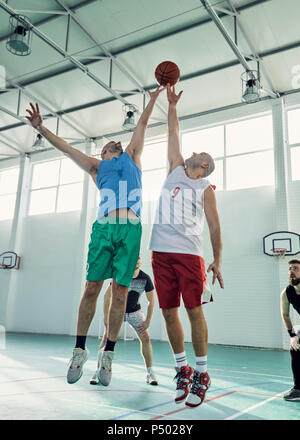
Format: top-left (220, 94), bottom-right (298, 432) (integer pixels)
top-left (56, 397), bottom-right (185, 420)
top-left (109, 380), bottom-right (275, 420)
top-left (37, 354), bottom-right (292, 379)
top-left (0, 371), bottom-right (152, 385)
top-left (224, 387), bottom-right (291, 420)
top-left (112, 400), bottom-right (175, 420)
top-left (149, 387), bottom-right (291, 421)
top-left (150, 391), bottom-right (237, 420)
top-left (0, 388), bottom-right (174, 398)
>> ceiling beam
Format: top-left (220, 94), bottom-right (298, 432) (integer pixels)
top-left (0, 0), bottom-right (271, 94)
top-left (0, 135), bottom-right (23, 154)
top-left (54, 0), bottom-right (167, 116)
top-left (2, 85), bottom-right (300, 162)
top-left (200, 0), bottom-right (278, 99)
top-left (3, 75), bottom-right (87, 138)
top-left (224, 0), bottom-right (278, 97)
top-left (0, 1), bottom-right (136, 109)
top-left (3, 35), bottom-right (297, 96)
top-left (0, 41), bottom-right (298, 136)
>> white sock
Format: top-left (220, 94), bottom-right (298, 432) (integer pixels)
top-left (174, 352), bottom-right (188, 369)
top-left (195, 355), bottom-right (207, 373)
top-left (147, 367), bottom-right (153, 374)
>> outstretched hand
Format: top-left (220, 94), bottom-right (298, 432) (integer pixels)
top-left (207, 261), bottom-right (224, 289)
top-left (148, 85), bottom-right (166, 101)
top-left (167, 83), bottom-right (183, 105)
top-left (25, 102), bottom-right (43, 129)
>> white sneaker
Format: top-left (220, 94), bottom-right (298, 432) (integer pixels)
top-left (185, 371), bottom-right (211, 408)
top-left (98, 350), bottom-right (114, 386)
top-left (174, 365), bottom-right (194, 404)
top-left (146, 371), bottom-right (158, 385)
top-left (90, 349), bottom-right (103, 385)
top-left (67, 347), bottom-right (89, 384)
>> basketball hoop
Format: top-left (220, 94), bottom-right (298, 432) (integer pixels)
top-left (270, 248), bottom-right (287, 261)
top-left (0, 252), bottom-right (21, 269)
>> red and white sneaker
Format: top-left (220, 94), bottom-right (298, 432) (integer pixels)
top-left (185, 371), bottom-right (211, 408)
top-left (174, 365), bottom-right (194, 404)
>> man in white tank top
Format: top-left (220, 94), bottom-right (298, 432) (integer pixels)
top-left (149, 84), bottom-right (224, 408)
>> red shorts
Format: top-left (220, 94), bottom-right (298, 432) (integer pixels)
top-left (151, 251), bottom-right (212, 309)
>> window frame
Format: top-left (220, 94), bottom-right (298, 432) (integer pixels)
top-left (180, 111), bottom-right (274, 192)
top-left (286, 106), bottom-right (300, 183)
top-left (28, 158), bottom-right (84, 216)
top-left (0, 166), bottom-right (20, 221)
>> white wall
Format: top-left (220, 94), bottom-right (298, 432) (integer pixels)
top-left (1, 94), bottom-right (300, 349)
top-left (0, 219), bottom-right (13, 325)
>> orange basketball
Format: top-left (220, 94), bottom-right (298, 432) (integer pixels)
top-left (155, 61), bottom-right (180, 86)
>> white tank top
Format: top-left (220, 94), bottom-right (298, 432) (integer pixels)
top-left (149, 166), bottom-right (211, 256)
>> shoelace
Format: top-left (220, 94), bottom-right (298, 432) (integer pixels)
top-left (70, 352), bottom-right (83, 368)
top-left (102, 353), bottom-right (113, 370)
top-left (191, 371), bottom-right (207, 394)
top-left (174, 370), bottom-right (190, 389)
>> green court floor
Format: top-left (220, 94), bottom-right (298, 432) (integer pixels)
top-left (0, 332), bottom-right (299, 420)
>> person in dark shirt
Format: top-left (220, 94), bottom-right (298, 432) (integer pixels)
top-left (90, 257), bottom-right (158, 385)
top-left (280, 259), bottom-right (300, 401)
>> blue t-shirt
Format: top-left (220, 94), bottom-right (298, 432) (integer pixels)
top-left (96, 152), bottom-right (142, 219)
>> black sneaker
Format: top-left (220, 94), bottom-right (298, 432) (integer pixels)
top-left (283, 387), bottom-right (300, 401)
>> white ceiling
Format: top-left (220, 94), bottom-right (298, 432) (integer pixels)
top-left (0, 0), bottom-right (300, 159)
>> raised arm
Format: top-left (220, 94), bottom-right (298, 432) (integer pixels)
top-left (204, 186), bottom-right (224, 288)
top-left (25, 103), bottom-right (100, 180)
top-left (125, 86), bottom-right (165, 169)
top-left (166, 84), bottom-right (184, 174)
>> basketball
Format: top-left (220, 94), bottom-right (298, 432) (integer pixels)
top-left (155, 61), bottom-right (180, 86)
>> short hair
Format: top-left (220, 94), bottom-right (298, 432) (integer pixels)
top-left (288, 259), bottom-right (300, 265)
top-left (108, 143), bottom-right (123, 156)
top-left (203, 155), bottom-right (215, 177)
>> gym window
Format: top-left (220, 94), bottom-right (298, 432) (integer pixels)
top-left (287, 108), bottom-right (300, 181)
top-left (0, 167), bottom-right (20, 221)
top-left (142, 139), bottom-right (167, 201)
top-left (28, 158), bottom-right (84, 216)
top-left (181, 114), bottom-right (274, 191)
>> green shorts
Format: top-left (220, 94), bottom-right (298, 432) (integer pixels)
top-left (86, 218), bottom-right (142, 286)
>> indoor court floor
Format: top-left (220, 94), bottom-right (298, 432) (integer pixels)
top-left (0, 333), bottom-right (299, 421)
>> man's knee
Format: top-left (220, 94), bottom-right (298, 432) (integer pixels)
top-left (140, 331), bottom-right (150, 343)
top-left (186, 305), bottom-right (203, 320)
top-left (84, 281), bottom-right (102, 299)
top-left (111, 281), bottom-right (128, 304)
top-left (162, 307), bottom-right (178, 323)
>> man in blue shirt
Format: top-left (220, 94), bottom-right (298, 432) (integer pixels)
top-left (26, 86), bottom-right (165, 386)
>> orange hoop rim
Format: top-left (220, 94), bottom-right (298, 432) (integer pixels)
top-left (270, 248), bottom-right (287, 258)
top-left (0, 264), bottom-right (10, 269)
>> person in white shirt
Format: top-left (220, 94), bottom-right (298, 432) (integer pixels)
top-left (149, 84), bottom-right (224, 408)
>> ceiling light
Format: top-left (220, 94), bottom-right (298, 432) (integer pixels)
top-left (6, 15), bottom-right (32, 56)
top-left (32, 134), bottom-right (45, 150)
top-left (241, 70), bottom-right (261, 104)
top-left (122, 104), bottom-right (139, 131)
